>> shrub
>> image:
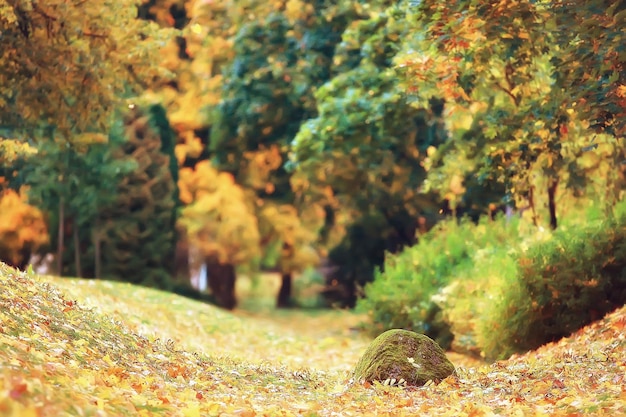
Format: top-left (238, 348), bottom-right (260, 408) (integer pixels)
top-left (509, 201), bottom-right (626, 352)
top-left (434, 245), bottom-right (523, 358)
top-left (358, 215), bottom-right (519, 347)
top-left (448, 200), bottom-right (626, 361)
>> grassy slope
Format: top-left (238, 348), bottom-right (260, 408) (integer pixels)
top-left (0, 264), bottom-right (624, 416)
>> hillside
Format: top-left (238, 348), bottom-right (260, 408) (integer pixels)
top-left (0, 263), bottom-right (624, 416)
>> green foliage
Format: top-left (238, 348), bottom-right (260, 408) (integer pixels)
top-left (291, 4), bottom-right (445, 302)
top-left (434, 241), bottom-right (524, 359)
top-left (98, 106), bottom-right (179, 287)
top-left (292, 267), bottom-right (327, 309)
top-left (436, 201), bottom-right (626, 361)
top-left (358, 215), bottom-right (520, 346)
top-left (497, 202), bottom-right (626, 358)
top-left (15, 130), bottom-right (137, 277)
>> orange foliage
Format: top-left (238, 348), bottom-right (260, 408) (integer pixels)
top-left (0, 190), bottom-right (48, 268)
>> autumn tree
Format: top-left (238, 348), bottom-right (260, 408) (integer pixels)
top-left (396, 0), bottom-right (626, 230)
top-left (0, 0), bottom-right (174, 139)
top-left (0, 188), bottom-right (48, 269)
top-left (177, 161), bottom-right (261, 309)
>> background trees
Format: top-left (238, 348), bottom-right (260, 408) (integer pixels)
top-left (290, 4), bottom-right (445, 305)
top-left (1, 0), bottom-right (623, 321)
top-left (96, 105), bottom-right (180, 288)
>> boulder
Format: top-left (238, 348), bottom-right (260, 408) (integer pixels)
top-left (353, 329), bottom-right (455, 387)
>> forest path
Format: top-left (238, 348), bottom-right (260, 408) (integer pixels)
top-left (48, 274), bottom-right (485, 373)
top-left (2, 266), bottom-right (623, 416)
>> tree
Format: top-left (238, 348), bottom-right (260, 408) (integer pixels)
top-left (0, 188), bottom-right (48, 269)
top-left (0, 0), bottom-right (176, 276)
top-left (177, 161), bottom-right (261, 309)
top-left (15, 134), bottom-right (136, 277)
top-left (258, 203), bottom-right (319, 307)
top-left (0, 0), bottom-right (174, 139)
top-left (97, 105), bottom-right (179, 288)
top-left (207, 4), bottom-right (360, 306)
top-left (396, 0), bottom-right (626, 229)
top-left (290, 4), bottom-right (443, 306)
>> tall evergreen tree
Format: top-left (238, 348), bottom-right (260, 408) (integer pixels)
top-left (98, 105), bottom-right (179, 288)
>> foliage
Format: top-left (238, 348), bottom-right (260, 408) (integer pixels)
top-left (1, 265), bottom-right (625, 415)
top-left (0, 0), bottom-right (174, 138)
top-left (358, 215), bottom-right (520, 346)
top-left (433, 239), bottom-right (525, 359)
top-left (0, 139), bottom-right (36, 164)
top-left (209, 4), bottom-right (357, 265)
top-left (15, 131), bottom-right (137, 277)
top-left (178, 161), bottom-right (260, 266)
top-left (434, 201), bottom-right (626, 361)
top-left (290, 4), bottom-right (444, 303)
top-left (97, 106), bottom-right (179, 287)
top-left (494, 201), bottom-right (626, 359)
top-left (396, 0), bottom-right (626, 227)
top-left (0, 189), bottom-right (48, 268)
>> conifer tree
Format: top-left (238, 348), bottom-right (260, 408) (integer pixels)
top-left (98, 105), bottom-right (178, 288)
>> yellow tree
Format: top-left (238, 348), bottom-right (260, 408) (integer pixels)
top-left (0, 187), bottom-right (48, 270)
top-left (0, 0), bottom-right (174, 138)
top-left (177, 161), bottom-right (261, 309)
top-left (258, 203), bottom-right (319, 307)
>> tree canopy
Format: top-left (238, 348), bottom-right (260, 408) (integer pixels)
top-left (0, 0), bottom-right (174, 139)
top-left (1, 0), bottom-right (624, 308)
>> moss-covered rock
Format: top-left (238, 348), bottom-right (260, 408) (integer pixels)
top-left (353, 329), bottom-right (455, 387)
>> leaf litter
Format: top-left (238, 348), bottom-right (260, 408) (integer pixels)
top-left (0, 263), bottom-right (624, 416)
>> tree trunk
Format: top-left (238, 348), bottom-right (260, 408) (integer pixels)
top-left (174, 238), bottom-right (190, 282)
top-left (276, 272), bottom-right (293, 308)
top-left (528, 185), bottom-right (538, 227)
top-left (93, 227), bottom-right (101, 279)
top-left (547, 177), bottom-right (559, 230)
top-left (57, 197), bottom-right (65, 276)
top-left (206, 257), bottom-right (237, 310)
top-left (73, 223), bottom-right (82, 277)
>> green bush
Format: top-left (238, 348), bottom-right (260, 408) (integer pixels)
top-left (452, 200), bottom-right (626, 361)
top-left (293, 267), bottom-right (327, 309)
top-left (511, 202), bottom-right (625, 351)
top-left (357, 215), bottom-right (519, 347)
top-left (434, 245), bottom-right (523, 358)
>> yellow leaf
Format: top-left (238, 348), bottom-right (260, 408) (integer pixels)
top-left (182, 405), bottom-right (202, 417)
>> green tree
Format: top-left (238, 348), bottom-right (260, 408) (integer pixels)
top-left (97, 106), bottom-right (179, 288)
top-left (290, 4), bottom-right (442, 305)
top-left (17, 124), bottom-right (136, 277)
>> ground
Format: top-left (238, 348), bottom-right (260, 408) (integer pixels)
top-left (0, 263), bottom-right (624, 416)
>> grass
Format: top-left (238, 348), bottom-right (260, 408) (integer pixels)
top-left (0, 262), bottom-right (625, 416)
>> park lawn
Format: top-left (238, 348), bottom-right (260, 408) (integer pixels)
top-left (0, 263), bottom-right (624, 416)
